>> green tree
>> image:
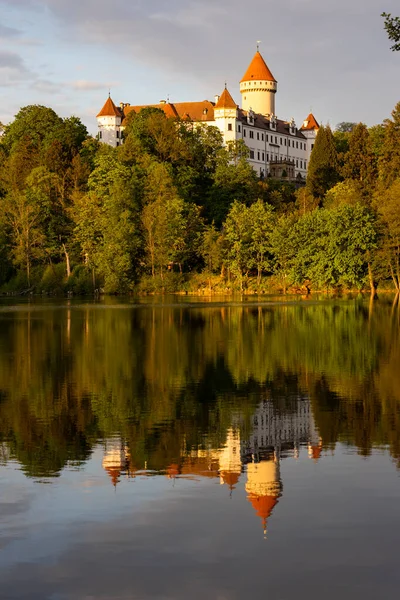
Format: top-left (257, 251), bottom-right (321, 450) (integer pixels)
top-left (224, 201), bottom-right (255, 290)
top-left (307, 125), bottom-right (340, 199)
top-left (382, 12), bottom-right (400, 51)
top-left (2, 188), bottom-right (46, 286)
top-left (379, 102), bottom-right (400, 185)
top-left (373, 179), bottom-right (400, 292)
top-left (343, 123), bottom-right (377, 193)
top-left (247, 199), bottom-right (275, 285)
top-left (324, 180), bottom-right (364, 209)
top-left (72, 147), bottom-right (142, 292)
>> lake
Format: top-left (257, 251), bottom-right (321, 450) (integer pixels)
top-left (0, 296), bottom-right (399, 600)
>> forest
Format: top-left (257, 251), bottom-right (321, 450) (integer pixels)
top-left (0, 100), bottom-right (400, 295)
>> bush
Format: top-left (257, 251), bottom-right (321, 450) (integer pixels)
top-left (67, 265), bottom-right (94, 296)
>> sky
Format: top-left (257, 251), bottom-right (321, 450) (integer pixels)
top-left (0, 0), bottom-right (399, 136)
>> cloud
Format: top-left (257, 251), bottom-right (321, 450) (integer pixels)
top-left (0, 24), bottom-right (21, 38)
top-left (0, 50), bottom-right (34, 86)
top-left (71, 79), bottom-right (117, 92)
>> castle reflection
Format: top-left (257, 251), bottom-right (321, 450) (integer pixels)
top-left (102, 398), bottom-right (323, 535)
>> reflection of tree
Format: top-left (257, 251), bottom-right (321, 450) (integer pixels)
top-left (0, 299), bottom-right (399, 477)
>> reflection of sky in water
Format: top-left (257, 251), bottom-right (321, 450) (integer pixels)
top-left (1, 443), bottom-right (399, 600)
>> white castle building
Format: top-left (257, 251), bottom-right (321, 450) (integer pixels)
top-left (96, 49), bottom-right (319, 181)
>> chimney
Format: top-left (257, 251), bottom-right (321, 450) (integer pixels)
top-left (214, 95), bottom-right (220, 104)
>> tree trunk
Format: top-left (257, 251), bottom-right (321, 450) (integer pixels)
top-left (63, 244), bottom-right (71, 278)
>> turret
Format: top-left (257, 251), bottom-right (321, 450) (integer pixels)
top-left (240, 50), bottom-right (277, 117)
top-left (213, 85), bottom-right (238, 142)
top-left (300, 113), bottom-right (320, 163)
top-left (96, 94), bottom-right (124, 147)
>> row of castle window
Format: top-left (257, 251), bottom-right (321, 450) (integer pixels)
top-left (249, 150), bottom-right (306, 169)
top-left (241, 128), bottom-right (306, 149)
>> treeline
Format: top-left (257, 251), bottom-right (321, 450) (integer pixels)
top-left (1, 103), bottom-right (400, 294)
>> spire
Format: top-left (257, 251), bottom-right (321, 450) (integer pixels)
top-left (241, 50), bottom-right (276, 83)
top-left (215, 86), bottom-right (237, 109)
top-left (96, 95), bottom-right (122, 118)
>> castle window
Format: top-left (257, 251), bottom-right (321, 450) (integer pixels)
top-left (267, 154), bottom-right (269, 161)
top-left (275, 136), bottom-right (277, 144)
top-left (311, 144), bottom-right (314, 150)
top-left (262, 152), bottom-right (265, 161)
top-left (296, 141), bottom-right (299, 149)
top-left (238, 125), bottom-right (241, 132)
top-left (244, 129), bottom-right (246, 137)
top-left (99, 131), bottom-right (102, 139)
top-left (116, 130), bottom-right (120, 138)
top-left (284, 139), bottom-right (287, 146)
top-left (257, 132), bottom-right (259, 140)
top-left (116, 141), bottom-right (120, 147)
top-left (257, 151), bottom-right (260, 160)
top-left (249, 130), bottom-right (254, 139)
top-left (262, 134), bottom-right (264, 141)
top-left (266, 135), bottom-right (269, 142)
top-left (280, 137), bottom-right (282, 145)
top-left (228, 123), bottom-right (232, 131)
top-left (250, 150), bottom-right (255, 159)
top-left (296, 159), bottom-right (298, 166)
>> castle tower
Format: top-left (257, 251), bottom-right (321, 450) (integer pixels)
top-left (96, 94), bottom-right (123, 147)
top-left (214, 86), bottom-right (238, 143)
top-left (240, 50), bottom-right (277, 116)
top-left (218, 428), bottom-right (242, 491)
top-left (245, 458), bottom-right (282, 536)
top-left (300, 113), bottom-right (320, 164)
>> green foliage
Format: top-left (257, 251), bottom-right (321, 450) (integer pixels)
top-left (343, 123), bottom-right (377, 193)
top-left (379, 102), bottom-right (400, 186)
top-left (382, 12), bottom-right (400, 51)
top-left (324, 180), bottom-right (364, 209)
top-left (307, 125), bottom-right (340, 199)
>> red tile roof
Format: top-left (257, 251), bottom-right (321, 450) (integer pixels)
top-left (241, 51), bottom-right (276, 83)
top-left (123, 100), bottom-right (215, 123)
top-left (300, 113), bottom-right (320, 131)
top-left (215, 87), bottom-right (237, 109)
top-left (96, 96), bottom-right (123, 118)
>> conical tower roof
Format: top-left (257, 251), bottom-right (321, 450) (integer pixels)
top-left (215, 87), bottom-right (237, 109)
top-left (301, 113), bottom-right (320, 131)
top-left (97, 95), bottom-right (122, 118)
top-left (241, 51), bottom-right (276, 83)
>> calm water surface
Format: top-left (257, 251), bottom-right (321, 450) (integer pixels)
top-left (0, 296), bottom-right (399, 600)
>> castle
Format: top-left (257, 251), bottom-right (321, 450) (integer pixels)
top-left (97, 49), bottom-right (319, 181)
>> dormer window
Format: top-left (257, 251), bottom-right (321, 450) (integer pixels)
top-left (203, 108), bottom-right (208, 115)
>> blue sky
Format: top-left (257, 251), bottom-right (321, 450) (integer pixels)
top-left (0, 0), bottom-right (399, 135)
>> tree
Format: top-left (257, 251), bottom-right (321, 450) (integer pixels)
top-left (379, 102), bottom-right (400, 185)
top-left (207, 141), bottom-right (259, 225)
top-left (324, 180), bottom-right (364, 209)
top-left (247, 199), bottom-right (275, 285)
top-left (2, 188), bottom-right (46, 286)
top-left (382, 12), bottom-right (400, 51)
top-left (1, 105), bottom-right (62, 154)
top-left (373, 179), bottom-right (400, 292)
top-left (343, 123), bottom-right (377, 193)
top-left (335, 122), bottom-right (357, 133)
top-left (223, 201), bottom-right (255, 290)
top-left (72, 146), bottom-right (142, 292)
top-left (307, 125), bottom-right (340, 199)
